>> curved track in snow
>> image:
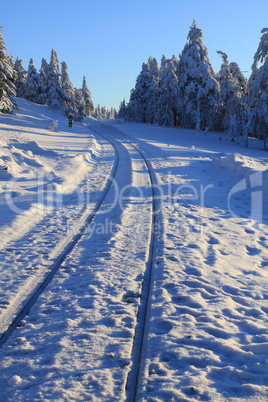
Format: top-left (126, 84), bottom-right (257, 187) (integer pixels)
top-left (0, 122), bottom-right (160, 401)
top-left (0, 134), bottom-right (119, 348)
top-left (89, 124), bottom-right (159, 401)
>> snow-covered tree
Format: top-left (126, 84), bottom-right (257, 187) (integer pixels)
top-left (14, 57), bottom-right (27, 98)
top-left (217, 51), bottom-right (247, 140)
top-left (247, 28), bottom-right (268, 148)
top-left (61, 61), bottom-right (77, 117)
top-left (93, 104), bottom-right (116, 119)
top-left (24, 58), bottom-right (42, 103)
top-left (127, 58), bottom-right (155, 123)
top-left (157, 55), bottom-right (178, 126)
top-left (74, 87), bottom-right (84, 121)
top-left (118, 99), bottom-right (127, 119)
top-left (145, 56), bottom-right (160, 124)
top-left (177, 20), bottom-right (220, 131)
top-left (46, 49), bottom-right (66, 110)
top-left (0, 27), bottom-right (17, 113)
top-left (81, 76), bottom-right (94, 117)
top-left (107, 107), bottom-right (116, 119)
top-left (39, 57), bottom-right (50, 105)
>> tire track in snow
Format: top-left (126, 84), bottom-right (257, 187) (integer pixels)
top-left (0, 135), bottom-right (119, 349)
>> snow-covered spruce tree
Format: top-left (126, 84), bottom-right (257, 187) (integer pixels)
top-left (46, 49), bottom-right (66, 110)
top-left (145, 56), bottom-right (160, 124)
top-left (81, 76), bottom-right (94, 117)
top-left (247, 28), bottom-right (268, 148)
top-left (157, 55), bottom-right (178, 126)
top-left (61, 61), bottom-right (77, 118)
top-left (176, 20), bottom-right (220, 131)
top-left (101, 106), bottom-right (107, 119)
top-left (127, 57), bottom-right (159, 123)
top-left (117, 99), bottom-right (127, 119)
top-left (74, 87), bottom-right (84, 121)
top-left (107, 107), bottom-right (116, 119)
top-left (0, 27), bottom-right (17, 113)
top-left (217, 51), bottom-right (247, 141)
top-left (24, 58), bottom-right (43, 103)
top-left (93, 103), bottom-right (102, 119)
top-left (14, 57), bottom-right (27, 98)
top-left (39, 57), bottom-right (50, 105)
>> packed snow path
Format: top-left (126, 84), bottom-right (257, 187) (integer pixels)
top-left (0, 100), bottom-right (268, 401)
top-left (0, 128), bottom-right (119, 347)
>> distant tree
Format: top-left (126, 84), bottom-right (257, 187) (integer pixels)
top-left (118, 99), bottom-right (127, 119)
top-left (217, 51), bottom-right (247, 140)
top-left (93, 103), bottom-right (102, 119)
top-left (81, 76), bottom-right (94, 117)
top-left (128, 59), bottom-right (153, 123)
top-left (46, 49), bottom-right (66, 110)
top-left (157, 55), bottom-right (178, 126)
top-left (39, 57), bottom-right (50, 104)
top-left (0, 27), bottom-right (17, 113)
top-left (145, 56), bottom-right (160, 124)
top-left (14, 57), bottom-right (27, 98)
top-left (93, 104), bottom-right (116, 119)
top-left (61, 61), bottom-right (77, 117)
top-left (176, 20), bottom-right (220, 131)
top-left (107, 107), bottom-right (116, 119)
top-left (74, 87), bottom-right (84, 121)
top-left (247, 28), bottom-right (268, 148)
top-left (24, 58), bottom-right (43, 103)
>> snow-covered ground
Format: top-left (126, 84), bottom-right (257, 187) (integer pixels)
top-left (0, 99), bottom-right (267, 401)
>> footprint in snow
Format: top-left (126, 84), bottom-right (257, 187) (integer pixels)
top-left (207, 236), bottom-right (219, 245)
top-left (185, 266), bottom-right (202, 276)
top-left (166, 255), bottom-right (179, 262)
top-left (246, 245), bottom-right (262, 256)
top-left (153, 319), bottom-right (173, 335)
top-left (187, 243), bottom-right (200, 249)
top-left (244, 228), bottom-right (255, 235)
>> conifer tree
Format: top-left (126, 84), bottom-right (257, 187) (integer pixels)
top-left (14, 57), bottom-right (27, 98)
top-left (217, 51), bottom-right (247, 140)
top-left (39, 58), bottom-right (49, 104)
top-left (24, 58), bottom-right (42, 103)
top-left (46, 49), bottom-right (65, 110)
top-left (74, 87), bottom-right (84, 121)
top-left (127, 56), bottom-right (159, 123)
top-left (81, 76), bottom-right (94, 117)
top-left (146, 56), bottom-right (160, 124)
top-left (118, 99), bottom-right (127, 119)
top-left (0, 27), bottom-right (17, 113)
top-left (176, 20), bottom-right (220, 131)
top-left (61, 61), bottom-right (77, 117)
top-left (158, 55), bottom-right (178, 126)
top-left (247, 28), bottom-right (268, 148)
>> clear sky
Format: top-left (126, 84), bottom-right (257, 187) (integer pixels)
top-left (1, 0), bottom-right (268, 110)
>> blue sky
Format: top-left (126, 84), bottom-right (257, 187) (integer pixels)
top-left (2, 0), bottom-right (268, 110)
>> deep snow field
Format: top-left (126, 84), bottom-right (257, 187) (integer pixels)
top-left (0, 98), bottom-right (267, 401)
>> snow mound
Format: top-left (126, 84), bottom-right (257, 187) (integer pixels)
top-left (10, 140), bottom-right (58, 157)
top-left (8, 375), bottom-right (22, 387)
top-left (212, 153), bottom-right (249, 175)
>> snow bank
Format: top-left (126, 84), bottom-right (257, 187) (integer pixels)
top-left (10, 139), bottom-right (58, 157)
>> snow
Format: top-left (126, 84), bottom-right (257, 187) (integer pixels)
top-left (0, 100), bottom-right (268, 401)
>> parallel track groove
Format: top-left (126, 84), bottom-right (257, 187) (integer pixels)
top-left (0, 134), bottom-right (119, 349)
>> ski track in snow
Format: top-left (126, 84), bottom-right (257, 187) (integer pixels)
top-left (0, 102), bottom-right (268, 401)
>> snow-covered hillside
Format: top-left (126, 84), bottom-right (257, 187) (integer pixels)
top-left (0, 99), bottom-right (267, 401)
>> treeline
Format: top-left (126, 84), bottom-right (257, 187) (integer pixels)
top-left (0, 27), bottom-right (113, 122)
top-left (118, 21), bottom-right (268, 148)
top-left (93, 104), bottom-right (117, 119)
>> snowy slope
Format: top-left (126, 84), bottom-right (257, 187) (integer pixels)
top-left (0, 102), bottom-right (267, 401)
